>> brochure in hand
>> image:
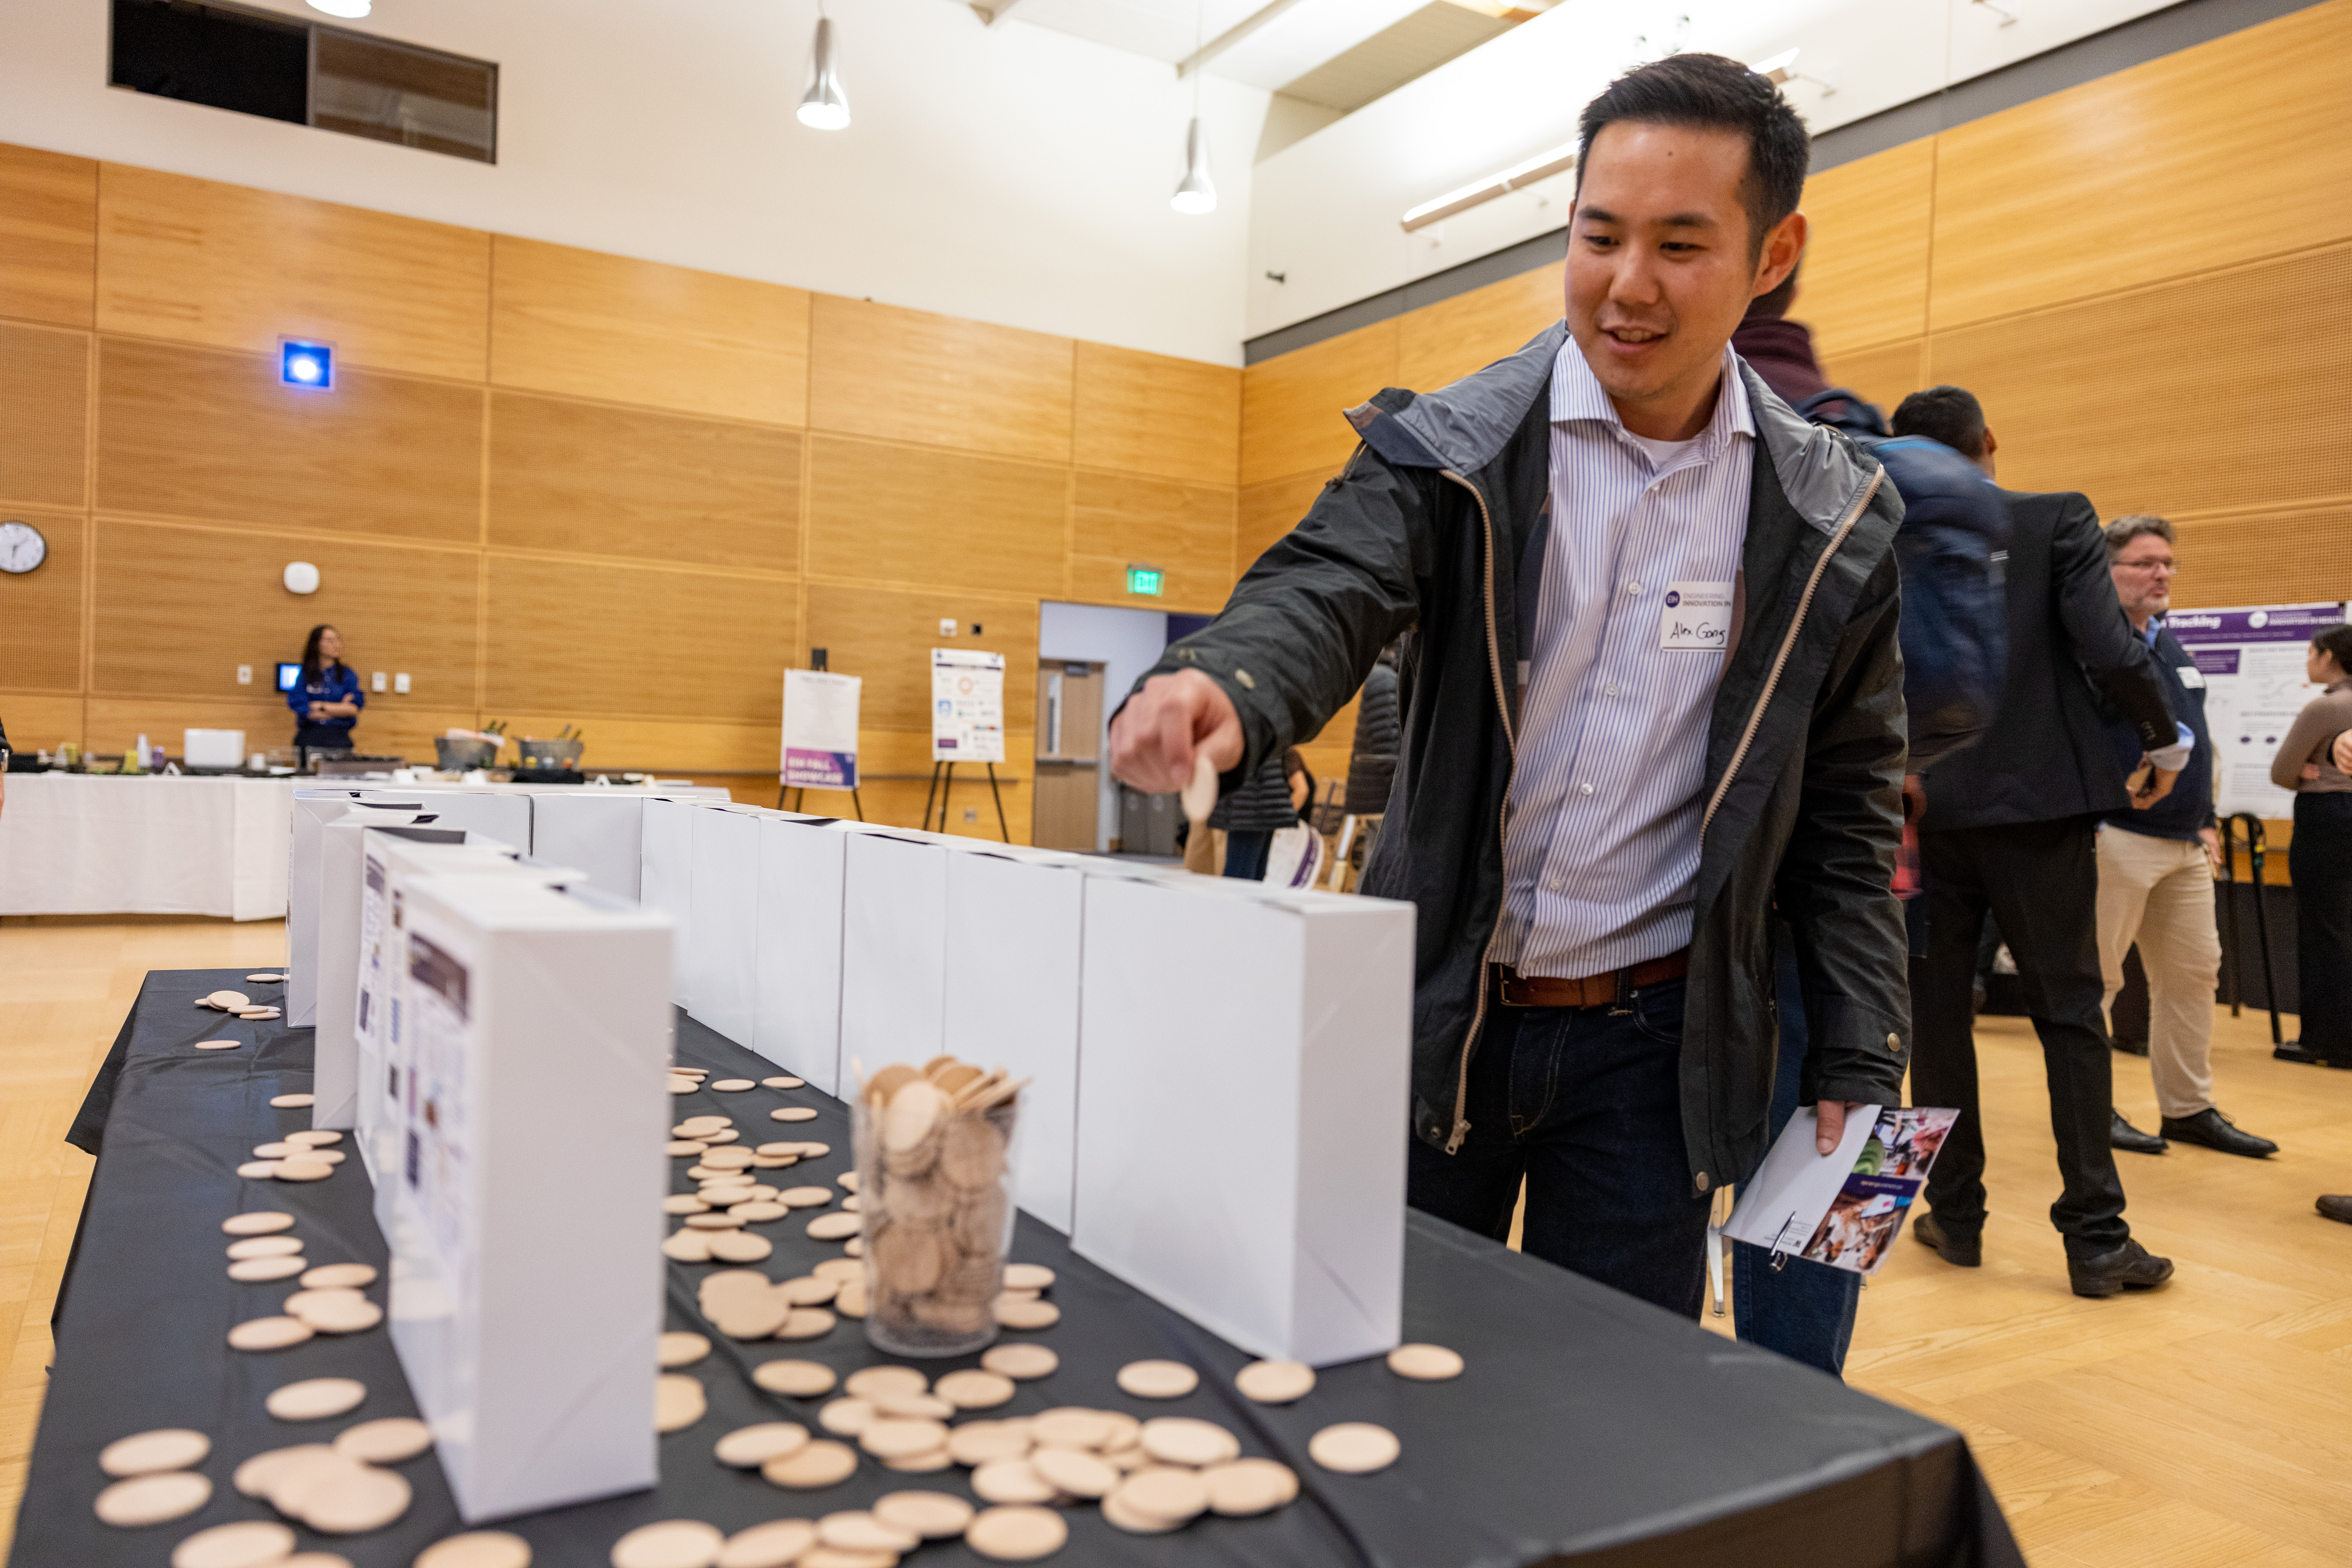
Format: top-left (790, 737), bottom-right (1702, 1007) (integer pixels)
top-left (1722, 1105), bottom-right (1959, 1276)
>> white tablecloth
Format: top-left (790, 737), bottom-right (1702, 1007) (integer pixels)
top-left (0, 774), bottom-right (294, 919)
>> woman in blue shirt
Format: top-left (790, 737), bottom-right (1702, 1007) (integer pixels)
top-left (288, 624), bottom-right (364, 756)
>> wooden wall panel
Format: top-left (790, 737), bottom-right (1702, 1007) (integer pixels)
top-left (1069, 472), bottom-right (1235, 613)
top-left (0, 508), bottom-right (83, 692)
top-left (809, 297), bottom-right (1073, 463)
top-left (91, 519), bottom-right (481, 703)
top-left (80, 695), bottom-right (477, 763)
top-left (1236, 470), bottom-right (1330, 581)
top-left (806, 436), bottom-right (1066, 597)
top-left (483, 555), bottom-right (797, 722)
top-left (803, 584), bottom-right (1037, 735)
top-left (96, 164), bottom-right (491, 381)
top-left (1926, 245), bottom-right (2352, 518)
top-left (0, 144), bottom-right (96, 329)
top-left (493, 714), bottom-right (782, 773)
top-left (0, 323), bottom-right (88, 509)
top-left (95, 338), bottom-right (482, 543)
top-left (489, 238), bottom-right (810, 426)
top-left (1929, 0), bottom-right (2352, 330)
top-left (0, 692), bottom-right (83, 750)
top-left (1240, 318), bottom-right (1396, 486)
top-left (2172, 503), bottom-right (2352, 614)
top-left (1071, 343), bottom-right (1239, 485)
top-left (1397, 263), bottom-right (1560, 393)
top-left (1818, 338), bottom-right (1926, 421)
top-left (1798, 139), bottom-right (1934, 357)
top-left (488, 393), bottom-right (800, 570)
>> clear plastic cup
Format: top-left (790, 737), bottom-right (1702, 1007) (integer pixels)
top-left (851, 1087), bottom-right (1019, 1358)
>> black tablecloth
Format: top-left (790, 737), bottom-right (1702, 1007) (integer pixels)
top-left (27, 968), bottom-right (2023, 1568)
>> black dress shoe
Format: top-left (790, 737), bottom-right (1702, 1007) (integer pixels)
top-left (2068, 1237), bottom-right (2174, 1298)
top-left (2160, 1108), bottom-right (2278, 1158)
top-left (2318, 1195), bottom-right (2352, 1226)
top-left (2111, 1035), bottom-right (2150, 1058)
top-left (2110, 1110), bottom-right (2168, 1155)
top-left (1913, 1211), bottom-right (1982, 1268)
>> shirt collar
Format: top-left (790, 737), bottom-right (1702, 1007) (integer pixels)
top-left (1549, 334), bottom-right (1756, 455)
top-left (2142, 616), bottom-right (2162, 648)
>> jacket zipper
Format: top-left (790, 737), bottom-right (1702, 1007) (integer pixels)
top-left (1699, 465), bottom-right (1884, 838)
top-left (1440, 468), bottom-right (1515, 1154)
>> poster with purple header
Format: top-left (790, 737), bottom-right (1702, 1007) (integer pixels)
top-left (780, 668), bottom-right (861, 789)
top-left (2164, 602), bottom-right (2350, 817)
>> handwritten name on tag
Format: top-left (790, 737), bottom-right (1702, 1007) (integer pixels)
top-left (1659, 581), bottom-right (1733, 651)
top-left (2177, 665), bottom-right (2206, 688)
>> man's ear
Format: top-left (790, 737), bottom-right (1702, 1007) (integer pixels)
top-left (1982, 429), bottom-right (2000, 459)
top-left (1752, 210), bottom-right (1808, 299)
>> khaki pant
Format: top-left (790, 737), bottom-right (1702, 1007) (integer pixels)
top-left (2095, 825), bottom-right (2221, 1119)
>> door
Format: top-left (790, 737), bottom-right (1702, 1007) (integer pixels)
top-left (1031, 662), bottom-right (1103, 850)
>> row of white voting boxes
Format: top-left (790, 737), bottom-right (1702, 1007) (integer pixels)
top-left (387, 872), bottom-right (672, 1523)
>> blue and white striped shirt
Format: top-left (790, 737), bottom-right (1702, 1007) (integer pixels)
top-left (1495, 336), bottom-right (1755, 978)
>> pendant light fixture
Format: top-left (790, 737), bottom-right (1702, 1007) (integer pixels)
top-left (1170, 1), bottom-right (1214, 215)
top-left (798, 10), bottom-right (850, 131)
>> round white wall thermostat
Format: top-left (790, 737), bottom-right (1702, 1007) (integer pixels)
top-left (284, 561), bottom-right (321, 595)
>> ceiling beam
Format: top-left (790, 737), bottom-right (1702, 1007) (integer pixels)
top-left (1176, 0), bottom-right (1312, 77)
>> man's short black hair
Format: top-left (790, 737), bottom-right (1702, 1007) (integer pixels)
top-left (1576, 52), bottom-right (1810, 261)
top-left (1891, 385), bottom-right (1988, 458)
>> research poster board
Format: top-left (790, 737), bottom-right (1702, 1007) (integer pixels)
top-left (931, 648), bottom-right (1006, 764)
top-left (781, 668), bottom-right (862, 788)
top-left (2167, 601), bottom-right (2350, 817)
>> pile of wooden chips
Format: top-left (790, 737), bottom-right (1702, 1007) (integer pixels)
top-left (856, 1056), bottom-right (1027, 1347)
top-left (195, 982), bottom-right (282, 1023)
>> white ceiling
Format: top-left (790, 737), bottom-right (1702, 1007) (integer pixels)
top-left (980, 0), bottom-right (1466, 90)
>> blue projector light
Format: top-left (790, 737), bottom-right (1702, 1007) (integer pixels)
top-left (280, 340), bottom-right (334, 389)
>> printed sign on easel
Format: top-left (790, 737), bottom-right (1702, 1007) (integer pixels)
top-left (932, 649), bottom-right (1006, 764)
top-left (781, 668), bottom-right (862, 788)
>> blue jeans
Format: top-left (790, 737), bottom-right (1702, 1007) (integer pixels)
top-left (1731, 934), bottom-right (1863, 1377)
top-left (1406, 978), bottom-right (1714, 1317)
top-left (1222, 830), bottom-right (1272, 880)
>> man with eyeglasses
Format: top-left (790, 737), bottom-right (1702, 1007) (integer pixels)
top-left (2096, 517), bottom-right (2279, 1158)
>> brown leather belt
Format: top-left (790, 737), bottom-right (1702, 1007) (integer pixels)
top-left (1493, 948), bottom-right (1690, 1009)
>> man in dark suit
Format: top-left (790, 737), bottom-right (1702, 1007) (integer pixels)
top-left (1899, 385), bottom-right (2187, 1300)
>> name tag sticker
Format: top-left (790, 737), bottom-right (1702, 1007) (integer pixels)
top-left (1659, 581), bottom-right (1734, 651)
top-left (2177, 665), bottom-right (2206, 688)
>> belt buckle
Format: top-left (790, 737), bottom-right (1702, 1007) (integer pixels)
top-left (1493, 967), bottom-right (1529, 1009)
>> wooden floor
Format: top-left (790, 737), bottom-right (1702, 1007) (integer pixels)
top-left (1, 919), bottom-right (2347, 1565)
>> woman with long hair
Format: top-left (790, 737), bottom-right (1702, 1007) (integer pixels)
top-left (287, 623), bottom-right (364, 762)
top-left (2271, 624), bottom-right (2352, 1068)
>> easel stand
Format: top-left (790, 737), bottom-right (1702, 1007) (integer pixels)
top-left (2217, 812), bottom-right (2283, 1046)
top-left (922, 761), bottom-right (1010, 842)
top-left (778, 782), bottom-right (866, 820)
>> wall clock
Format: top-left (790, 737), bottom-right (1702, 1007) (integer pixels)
top-left (0, 520), bottom-right (46, 575)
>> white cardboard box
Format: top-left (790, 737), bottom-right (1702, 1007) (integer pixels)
top-left (528, 792), bottom-right (649, 900)
top-left (685, 805), bottom-right (766, 1047)
top-left (751, 815), bottom-right (856, 1094)
top-left (289, 789), bottom-right (413, 1025)
top-left (387, 873), bottom-right (670, 1523)
top-left (839, 830), bottom-right (950, 1072)
top-left (941, 846), bottom-right (1085, 1234)
top-left (1072, 875), bottom-right (1415, 1366)
top-left (313, 806), bottom-right (447, 1122)
top-left (639, 798), bottom-right (701, 1007)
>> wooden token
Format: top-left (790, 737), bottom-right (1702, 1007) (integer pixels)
top-left (933, 1369), bottom-right (1016, 1410)
top-left (862, 1064), bottom-right (920, 1103)
top-left (229, 1255), bottom-right (309, 1282)
top-left (609, 1520), bottom-right (724, 1568)
top-left (707, 1231), bottom-right (772, 1263)
top-left (302, 1461), bottom-right (412, 1533)
top-left (1234, 1359), bottom-right (1316, 1404)
top-left (842, 1365), bottom-right (926, 1399)
top-left (1094, 1410), bottom-right (1142, 1451)
top-left (701, 1146), bottom-right (755, 1170)
top-left (776, 1185), bottom-right (833, 1209)
top-left (246, 973), bottom-right (286, 982)
top-left (806, 1212), bottom-right (861, 1241)
top-left (274, 1158), bottom-right (334, 1182)
top-left (714, 1422), bottom-right (811, 1468)
top-left (95, 1470), bottom-right (211, 1527)
top-left (231, 1443), bottom-right (332, 1500)
top-left (713, 1520), bottom-right (814, 1568)
top-left (172, 1520), bottom-right (298, 1568)
top-left (99, 1427), bottom-right (210, 1477)
top-left (677, 1115), bottom-right (730, 1135)
top-left (964, 1504), bottom-right (1067, 1562)
top-left (872, 1489), bottom-right (974, 1539)
top-left (663, 1195), bottom-right (710, 1216)
top-left (968, 1459), bottom-right (1056, 1505)
top-left (208, 990), bottom-right (252, 1009)
top-left (305, 1150), bottom-right (348, 1164)
top-left (684, 1212), bottom-right (746, 1231)
top-left (332, 1417), bottom-right (433, 1464)
top-left (761, 1438), bottom-right (857, 1489)
top-left (292, 1295), bottom-right (383, 1335)
top-left (761, 1076), bottom-right (805, 1090)
top-left (196, 1040), bottom-right (241, 1051)
top-left (229, 1315), bottom-right (314, 1352)
top-left (1115, 1360), bottom-right (1199, 1400)
top-left (776, 1275), bottom-right (839, 1307)
top-left (712, 1296), bottom-right (789, 1340)
top-left (812, 1256), bottom-right (863, 1282)
top-left (668, 1077), bottom-right (699, 1095)
top-left (727, 1201), bottom-right (789, 1224)
top-left (287, 1129), bottom-right (342, 1146)
top-left (867, 1390), bottom-right (954, 1421)
top-left (1203, 1456), bottom-right (1298, 1516)
top-left (702, 1130), bottom-right (742, 1145)
top-left (711, 1079), bottom-right (755, 1092)
top-left (300, 1262), bottom-right (377, 1289)
top-left (1308, 1421), bottom-right (1400, 1475)
top-left (227, 1236), bottom-right (304, 1260)
top-left (751, 1358), bottom-right (836, 1397)
top-left (833, 1278), bottom-right (868, 1318)
top-left (659, 1332), bottom-right (711, 1368)
top-left (267, 1378), bottom-right (366, 1421)
top-left (268, 1094), bottom-right (315, 1110)
top-left (1138, 1417), bottom-right (1237, 1469)
top-left (945, 1421), bottom-right (1029, 1466)
top-left (222, 1211), bottom-right (295, 1236)
top-left (1386, 1341), bottom-right (1464, 1380)
top-left (662, 1230), bottom-right (715, 1264)
top-left (666, 1141), bottom-right (708, 1158)
top-left (1101, 1483), bottom-right (1183, 1535)
top-left (236, 1160), bottom-right (282, 1179)
top-left (991, 1295), bottom-right (1058, 1330)
top-left (817, 1398), bottom-right (874, 1436)
top-left (999, 1263), bottom-right (1053, 1292)
top-left (1117, 1465), bottom-right (1209, 1524)
top-left (835, 1170), bottom-right (859, 1192)
top-left (655, 1374), bottom-right (707, 1434)
top-left (815, 1512), bottom-right (919, 1553)
top-left (749, 1155), bottom-right (797, 1170)
top-left (770, 1107), bottom-right (818, 1123)
top-left (775, 1308), bottom-right (837, 1340)
top-left (791, 1142), bottom-right (832, 1158)
top-left (1030, 1408), bottom-right (1111, 1450)
top-left (1029, 1445), bottom-right (1116, 1499)
top-left (980, 1343), bottom-right (1057, 1381)
top-left (414, 1532), bottom-right (533, 1568)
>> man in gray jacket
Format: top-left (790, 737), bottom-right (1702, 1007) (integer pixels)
top-left (1110, 54), bottom-right (1910, 1315)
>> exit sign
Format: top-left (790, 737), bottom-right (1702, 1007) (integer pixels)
top-left (1126, 565), bottom-right (1164, 597)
